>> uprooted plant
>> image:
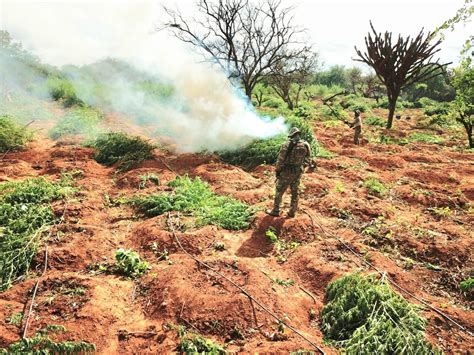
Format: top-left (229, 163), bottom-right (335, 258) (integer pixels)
top-left (219, 116), bottom-right (330, 169)
top-left (169, 324), bottom-right (225, 354)
top-left (0, 176), bottom-right (75, 291)
top-left (129, 176), bottom-right (255, 230)
top-left (0, 325), bottom-right (95, 354)
top-left (86, 132), bottom-right (155, 172)
top-left (88, 248), bottom-right (149, 279)
top-left (321, 273), bottom-right (440, 354)
top-left (0, 115), bottom-right (32, 153)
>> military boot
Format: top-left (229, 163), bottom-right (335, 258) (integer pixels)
top-left (266, 208), bottom-right (280, 217)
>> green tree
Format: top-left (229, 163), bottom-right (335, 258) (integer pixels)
top-left (315, 65), bottom-right (348, 87)
top-left (451, 60), bottom-right (474, 148)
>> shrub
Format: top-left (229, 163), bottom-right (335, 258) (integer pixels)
top-left (114, 248), bottom-right (149, 278)
top-left (0, 325), bottom-right (95, 354)
top-left (364, 115), bottom-right (385, 127)
top-left (129, 176), bottom-right (255, 230)
top-left (86, 132), bottom-right (155, 172)
top-left (321, 273), bottom-right (439, 354)
top-left (0, 116), bottom-right (32, 152)
top-left (423, 102), bottom-right (450, 117)
top-left (47, 77), bottom-right (83, 107)
top-left (219, 115), bottom-right (328, 169)
top-left (403, 132), bottom-right (444, 145)
top-left (0, 176), bottom-right (75, 291)
top-left (262, 97), bottom-right (286, 109)
top-left (363, 177), bottom-right (388, 196)
top-left (49, 107), bottom-right (103, 140)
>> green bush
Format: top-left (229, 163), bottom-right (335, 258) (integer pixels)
top-left (0, 325), bottom-right (95, 354)
top-left (219, 115), bottom-right (328, 169)
top-left (417, 97), bottom-right (436, 108)
top-left (129, 176), bottom-right (255, 230)
top-left (0, 176), bottom-right (75, 291)
top-left (49, 107), bottom-right (103, 140)
top-left (403, 133), bottom-right (444, 145)
top-left (86, 132), bottom-right (155, 172)
top-left (114, 248), bottom-right (149, 278)
top-left (321, 273), bottom-right (439, 354)
top-left (0, 116), bottom-right (32, 152)
top-left (47, 77), bottom-right (83, 107)
top-left (262, 97), bottom-right (286, 109)
top-left (423, 102), bottom-right (450, 117)
top-left (364, 115), bottom-right (386, 127)
top-left (363, 177), bottom-right (388, 196)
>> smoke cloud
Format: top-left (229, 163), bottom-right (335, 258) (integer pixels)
top-left (1, 0), bottom-right (287, 152)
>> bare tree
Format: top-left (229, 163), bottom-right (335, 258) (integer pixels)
top-left (162, 0), bottom-right (309, 100)
top-left (267, 51), bottom-right (317, 109)
top-left (355, 22), bottom-right (450, 129)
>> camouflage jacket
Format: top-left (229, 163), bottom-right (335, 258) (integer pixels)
top-left (276, 139), bottom-right (311, 173)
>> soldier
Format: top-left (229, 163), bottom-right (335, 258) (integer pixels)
top-left (266, 127), bottom-right (313, 218)
top-left (350, 109), bottom-right (362, 145)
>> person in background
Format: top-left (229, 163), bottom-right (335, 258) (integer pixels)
top-left (351, 109), bottom-right (362, 145)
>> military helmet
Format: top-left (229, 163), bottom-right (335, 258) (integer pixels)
top-left (354, 109), bottom-right (361, 115)
top-left (288, 127), bottom-right (301, 137)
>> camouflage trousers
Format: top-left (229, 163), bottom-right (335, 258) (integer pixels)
top-left (272, 171), bottom-right (302, 214)
top-left (354, 127), bottom-right (362, 145)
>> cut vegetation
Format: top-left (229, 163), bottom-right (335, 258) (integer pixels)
top-left (86, 132), bottom-right (155, 172)
top-left (321, 273), bottom-right (440, 354)
top-left (0, 176), bottom-right (75, 291)
top-left (130, 176), bottom-right (255, 230)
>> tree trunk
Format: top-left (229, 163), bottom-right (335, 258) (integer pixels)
top-left (387, 96), bottom-right (398, 129)
top-left (286, 96), bottom-right (294, 110)
top-left (245, 85), bottom-right (252, 101)
top-left (464, 122), bottom-right (473, 149)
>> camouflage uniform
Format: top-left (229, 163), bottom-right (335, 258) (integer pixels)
top-left (351, 111), bottom-right (362, 145)
top-left (267, 128), bottom-right (311, 217)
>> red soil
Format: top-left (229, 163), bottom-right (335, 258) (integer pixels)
top-left (0, 117), bottom-right (473, 353)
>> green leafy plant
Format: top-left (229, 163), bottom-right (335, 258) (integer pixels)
top-left (219, 116), bottom-right (327, 169)
top-left (274, 278), bottom-right (295, 287)
top-left (363, 177), bottom-right (388, 196)
top-left (114, 248), bottom-right (149, 278)
top-left (86, 132), bottom-right (155, 172)
top-left (460, 278), bottom-right (474, 292)
top-left (321, 273), bottom-right (440, 354)
top-left (265, 228), bottom-right (299, 263)
top-left (0, 177), bottom-right (75, 291)
top-left (49, 107), bottom-right (103, 140)
top-left (6, 311), bottom-right (23, 326)
top-left (364, 115), bottom-right (386, 127)
top-left (0, 116), bottom-right (32, 152)
top-left (130, 176), bottom-right (255, 230)
top-left (402, 132), bottom-right (444, 145)
top-left (0, 325), bottom-right (95, 354)
top-left (175, 325), bottom-right (225, 354)
top-left (47, 77), bottom-right (83, 107)
top-left (138, 173), bottom-right (160, 189)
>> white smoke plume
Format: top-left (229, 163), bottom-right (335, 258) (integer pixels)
top-left (1, 0), bottom-right (287, 153)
